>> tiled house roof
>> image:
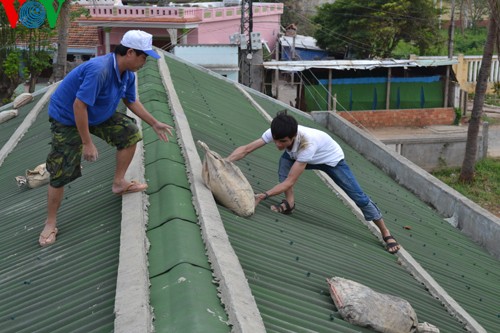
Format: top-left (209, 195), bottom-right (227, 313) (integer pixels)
top-left (62, 21), bottom-right (99, 49)
top-left (0, 50), bottom-right (499, 333)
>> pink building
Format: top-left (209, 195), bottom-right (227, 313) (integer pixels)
top-left (77, 2), bottom-right (284, 56)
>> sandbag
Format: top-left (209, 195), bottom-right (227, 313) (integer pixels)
top-left (327, 277), bottom-right (419, 333)
top-left (13, 92), bottom-right (33, 108)
top-left (15, 163), bottom-right (50, 189)
top-left (0, 109), bottom-right (18, 124)
top-left (198, 140), bottom-right (255, 217)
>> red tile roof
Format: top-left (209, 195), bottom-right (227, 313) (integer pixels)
top-left (64, 20), bottom-right (99, 49)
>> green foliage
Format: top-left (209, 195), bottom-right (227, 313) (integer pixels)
top-left (267, 0), bottom-right (316, 36)
top-left (2, 50), bottom-right (25, 79)
top-left (69, 2), bottom-right (90, 19)
top-left (493, 82), bottom-right (500, 97)
top-left (432, 158), bottom-right (500, 217)
top-left (19, 24), bottom-right (56, 82)
top-left (1, 4), bottom-right (24, 103)
top-left (453, 27), bottom-right (489, 55)
top-left (312, 0), bottom-right (441, 59)
top-left (0, 1), bottom-right (61, 101)
top-left (453, 107), bottom-right (462, 125)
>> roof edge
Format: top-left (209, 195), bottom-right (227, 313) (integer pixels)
top-left (113, 80), bottom-right (153, 333)
top-left (0, 84), bottom-right (58, 168)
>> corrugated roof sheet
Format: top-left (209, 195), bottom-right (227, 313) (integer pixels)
top-left (263, 59), bottom-right (457, 71)
top-left (161, 54), bottom-right (498, 332)
top-left (0, 99), bottom-right (124, 332)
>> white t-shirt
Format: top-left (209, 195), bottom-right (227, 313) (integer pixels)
top-left (262, 125), bottom-right (345, 167)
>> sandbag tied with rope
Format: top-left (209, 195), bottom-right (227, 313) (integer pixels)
top-left (198, 140), bottom-right (255, 217)
top-left (15, 163), bottom-right (50, 189)
top-left (327, 277), bottom-right (426, 333)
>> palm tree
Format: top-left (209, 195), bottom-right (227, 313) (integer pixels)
top-left (459, 0), bottom-right (499, 182)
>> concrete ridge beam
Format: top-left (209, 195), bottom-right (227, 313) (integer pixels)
top-left (158, 52), bottom-right (266, 333)
top-left (114, 74), bottom-right (153, 333)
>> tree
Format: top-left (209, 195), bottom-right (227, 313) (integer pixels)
top-left (459, 0), bottom-right (499, 183)
top-left (53, 0), bottom-right (71, 82)
top-left (459, 0), bottom-right (490, 30)
top-left (19, 25), bottom-right (55, 92)
top-left (0, 8), bottom-right (24, 104)
top-left (312, 0), bottom-right (441, 59)
top-left (279, 0), bottom-right (315, 36)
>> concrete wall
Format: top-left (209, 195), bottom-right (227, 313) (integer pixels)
top-left (381, 127), bottom-right (487, 172)
top-left (311, 111), bottom-right (500, 260)
top-left (337, 107), bottom-right (456, 128)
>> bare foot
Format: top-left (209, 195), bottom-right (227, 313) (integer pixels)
top-left (39, 226), bottom-right (58, 247)
top-left (112, 180), bottom-right (148, 196)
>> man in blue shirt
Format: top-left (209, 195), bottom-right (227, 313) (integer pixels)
top-left (39, 30), bottom-right (173, 246)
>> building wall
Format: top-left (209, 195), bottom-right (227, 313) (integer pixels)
top-left (337, 108), bottom-right (456, 128)
top-left (82, 3), bottom-right (282, 55)
top-left (173, 45), bottom-right (239, 82)
top-left (196, 14), bottom-right (281, 51)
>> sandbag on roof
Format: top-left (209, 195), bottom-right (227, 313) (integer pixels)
top-left (0, 110), bottom-right (18, 124)
top-left (15, 163), bottom-right (50, 189)
top-left (13, 92), bottom-right (33, 109)
top-left (198, 140), bottom-right (255, 217)
top-left (327, 277), bottom-right (421, 333)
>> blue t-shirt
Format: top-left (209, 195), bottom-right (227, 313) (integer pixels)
top-left (48, 53), bottom-right (136, 126)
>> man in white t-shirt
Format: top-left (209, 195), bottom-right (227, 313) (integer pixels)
top-left (227, 111), bottom-right (400, 254)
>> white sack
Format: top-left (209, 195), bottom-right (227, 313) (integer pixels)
top-left (327, 277), bottom-right (418, 333)
top-left (198, 140), bottom-right (255, 217)
top-left (0, 109), bottom-right (18, 124)
top-left (16, 163), bottom-right (50, 189)
top-left (13, 92), bottom-right (33, 108)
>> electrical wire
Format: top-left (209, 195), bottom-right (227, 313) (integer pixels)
top-left (277, 29), bottom-right (374, 133)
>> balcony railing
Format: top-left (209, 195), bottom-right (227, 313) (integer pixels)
top-left (87, 3), bottom-right (283, 22)
top-left (416, 55), bottom-right (500, 94)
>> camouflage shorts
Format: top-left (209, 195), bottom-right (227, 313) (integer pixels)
top-left (46, 112), bottom-right (142, 188)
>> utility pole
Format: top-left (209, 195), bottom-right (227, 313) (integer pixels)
top-left (444, 0), bottom-right (456, 108)
top-left (240, 0), bottom-right (253, 87)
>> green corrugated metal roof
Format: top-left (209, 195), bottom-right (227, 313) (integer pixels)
top-left (0, 58), bottom-right (230, 333)
top-left (0, 91), bottom-right (45, 146)
top-left (0, 99), bottom-right (123, 332)
top-left (163, 53), bottom-right (500, 332)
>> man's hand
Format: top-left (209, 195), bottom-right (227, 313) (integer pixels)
top-left (153, 122), bottom-right (173, 142)
top-left (254, 192), bottom-right (269, 207)
top-left (83, 142), bottom-right (98, 162)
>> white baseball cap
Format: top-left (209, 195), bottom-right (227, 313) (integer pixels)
top-left (121, 30), bottom-right (160, 59)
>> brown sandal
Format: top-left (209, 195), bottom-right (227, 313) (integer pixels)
top-left (383, 235), bottom-right (400, 254)
top-left (270, 199), bottom-right (295, 215)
